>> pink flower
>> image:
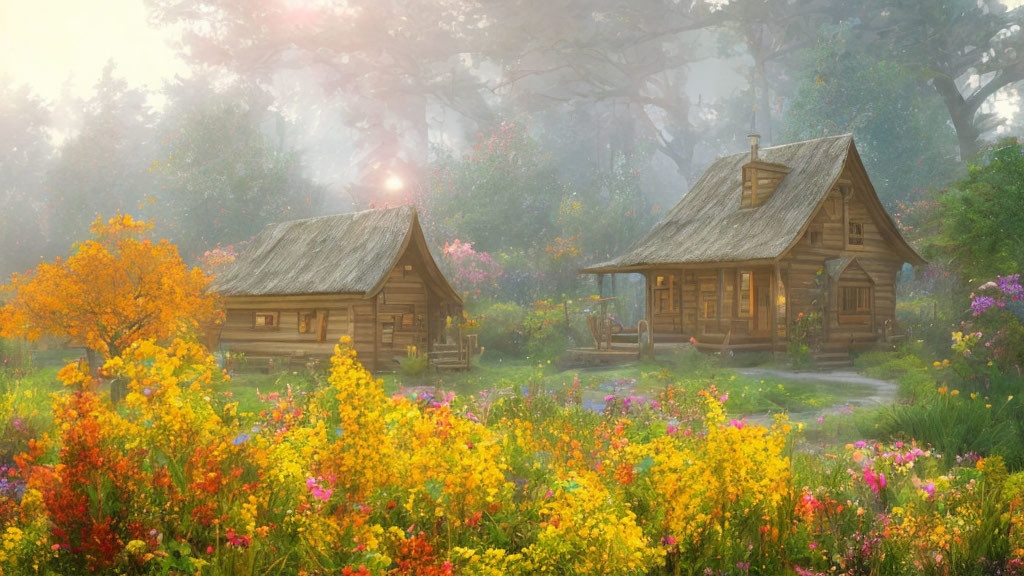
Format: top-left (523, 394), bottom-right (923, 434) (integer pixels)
top-left (306, 476), bottom-right (334, 501)
top-left (923, 481), bottom-right (935, 498)
top-left (729, 419), bottom-right (746, 430)
top-left (719, 393), bottom-right (729, 403)
top-left (863, 467), bottom-right (886, 493)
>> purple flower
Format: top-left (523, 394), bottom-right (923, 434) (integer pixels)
top-left (232, 433), bottom-right (250, 446)
top-left (972, 296), bottom-right (998, 316)
top-left (142, 387), bottom-right (152, 396)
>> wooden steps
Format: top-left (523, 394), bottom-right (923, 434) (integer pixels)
top-left (814, 350), bottom-right (853, 370)
top-left (427, 343), bottom-right (463, 370)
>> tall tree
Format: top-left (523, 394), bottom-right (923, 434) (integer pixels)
top-left (152, 76), bottom-right (324, 260)
top-left (0, 80), bottom-right (53, 277)
top-left (481, 0), bottom-right (723, 180)
top-left (146, 0), bottom-right (496, 203)
top-left (45, 63), bottom-right (156, 251)
top-left (783, 29), bottom-right (961, 206)
top-left (718, 0), bottom-right (850, 145)
top-left (857, 0), bottom-right (1024, 158)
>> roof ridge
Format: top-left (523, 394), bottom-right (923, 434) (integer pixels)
top-left (272, 204), bottom-right (414, 227)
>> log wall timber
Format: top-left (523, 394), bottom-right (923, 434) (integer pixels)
top-left (220, 250), bottom-right (450, 371)
top-left (781, 164), bottom-right (904, 346)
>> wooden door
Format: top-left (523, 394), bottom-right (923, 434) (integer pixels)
top-left (754, 285), bottom-right (771, 334)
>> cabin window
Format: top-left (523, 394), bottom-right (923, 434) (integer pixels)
top-left (848, 222), bottom-right (865, 246)
top-left (654, 275), bottom-right (679, 313)
top-left (403, 264), bottom-right (413, 278)
top-left (809, 225), bottom-right (823, 247)
top-left (382, 322), bottom-right (394, 345)
top-left (401, 313), bottom-right (415, 328)
top-left (737, 271), bottom-right (753, 317)
top-left (840, 287), bottom-right (871, 314)
top-left (298, 311), bottom-right (317, 334)
top-left (253, 312), bottom-right (278, 329)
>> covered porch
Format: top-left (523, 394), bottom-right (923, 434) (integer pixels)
top-left (578, 262), bottom-right (789, 357)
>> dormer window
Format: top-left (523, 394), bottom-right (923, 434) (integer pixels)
top-left (740, 135), bottom-right (791, 208)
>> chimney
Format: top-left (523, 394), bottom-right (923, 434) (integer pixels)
top-left (747, 133), bottom-right (760, 162)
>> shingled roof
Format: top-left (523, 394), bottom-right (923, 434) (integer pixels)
top-left (581, 134), bottom-right (924, 272)
top-left (211, 206), bottom-right (460, 301)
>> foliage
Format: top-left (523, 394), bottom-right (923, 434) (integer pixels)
top-left (782, 27), bottom-right (959, 207)
top-left (0, 214), bottom-right (222, 365)
top-left (2, 336), bottom-right (1024, 573)
top-left (44, 64), bottom-right (156, 253)
top-left (474, 301), bottom-right (526, 357)
top-left (926, 140), bottom-right (1024, 282)
top-left (788, 312), bottom-right (821, 369)
top-left (440, 240), bottom-right (502, 298)
top-left (397, 346), bottom-right (429, 378)
top-left (151, 79), bottom-right (323, 260)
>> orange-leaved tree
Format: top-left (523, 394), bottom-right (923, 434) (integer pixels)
top-left (0, 213), bottom-right (222, 376)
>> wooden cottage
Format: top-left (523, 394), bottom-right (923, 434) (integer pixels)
top-left (580, 134), bottom-right (924, 356)
top-left (211, 206), bottom-right (463, 370)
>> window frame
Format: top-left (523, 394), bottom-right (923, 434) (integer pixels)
top-left (737, 270), bottom-right (753, 318)
top-left (808, 225), bottom-right (824, 247)
top-left (848, 221), bottom-right (865, 246)
top-left (253, 311), bottom-right (279, 330)
top-left (840, 286), bottom-right (871, 314)
top-left (298, 311), bottom-right (317, 334)
top-left (653, 274), bottom-right (679, 314)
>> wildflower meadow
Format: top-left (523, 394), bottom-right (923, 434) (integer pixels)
top-left (0, 327), bottom-right (1023, 575)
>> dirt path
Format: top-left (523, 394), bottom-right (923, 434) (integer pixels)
top-left (736, 368), bottom-right (899, 426)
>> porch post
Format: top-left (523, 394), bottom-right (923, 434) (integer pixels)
top-left (771, 264), bottom-right (779, 356)
top-left (597, 273), bottom-right (605, 298)
top-left (645, 272), bottom-right (654, 347)
top-left (717, 268), bottom-right (724, 333)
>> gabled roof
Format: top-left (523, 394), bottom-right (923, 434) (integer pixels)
top-left (581, 134), bottom-right (924, 272)
top-left (211, 206), bottom-right (461, 302)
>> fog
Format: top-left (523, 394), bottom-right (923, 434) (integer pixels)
top-left (1, 0), bottom-right (1022, 304)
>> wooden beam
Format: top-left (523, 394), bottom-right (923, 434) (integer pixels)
top-left (770, 264), bottom-right (779, 357)
top-left (372, 295), bottom-right (379, 371)
top-left (717, 268), bottom-right (724, 333)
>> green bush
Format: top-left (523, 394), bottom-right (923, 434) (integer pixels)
top-left (874, 393), bottom-right (1024, 470)
top-left (475, 301), bottom-right (526, 356)
top-left (397, 352), bottom-right (429, 378)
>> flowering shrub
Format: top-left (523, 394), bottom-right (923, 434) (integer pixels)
top-left (3, 337), bottom-right (1024, 574)
top-left (441, 239), bottom-right (502, 297)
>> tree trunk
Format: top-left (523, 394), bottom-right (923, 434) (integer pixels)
top-left (85, 347), bottom-right (100, 378)
top-left (933, 76), bottom-right (981, 161)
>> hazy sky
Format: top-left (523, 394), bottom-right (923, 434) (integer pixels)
top-left (0, 0), bottom-right (184, 100)
top-left (1, 0), bottom-right (1020, 120)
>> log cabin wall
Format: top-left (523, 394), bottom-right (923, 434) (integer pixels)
top-left (374, 252), bottom-right (431, 366)
top-left (219, 253), bottom-right (442, 371)
top-left (781, 165), bottom-right (904, 346)
top-left (219, 293), bottom-right (367, 360)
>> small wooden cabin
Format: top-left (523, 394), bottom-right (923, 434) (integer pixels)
top-left (211, 206), bottom-right (463, 370)
top-left (580, 134), bottom-right (924, 355)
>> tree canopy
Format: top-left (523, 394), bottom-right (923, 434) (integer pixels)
top-left (0, 214), bottom-right (221, 367)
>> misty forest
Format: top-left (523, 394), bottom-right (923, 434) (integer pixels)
top-left (2, 0), bottom-right (1024, 574)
